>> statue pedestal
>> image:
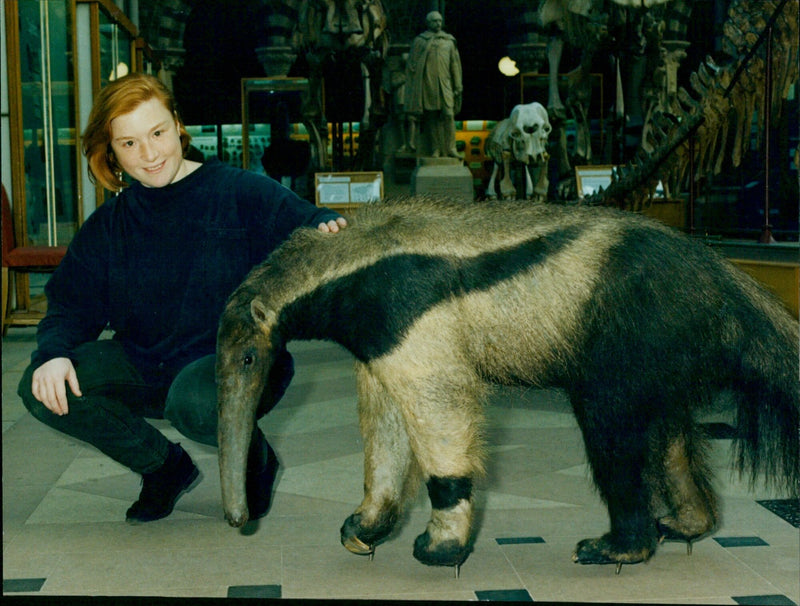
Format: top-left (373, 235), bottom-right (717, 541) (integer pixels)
top-left (392, 151), bottom-right (417, 184)
top-left (411, 157), bottom-right (474, 200)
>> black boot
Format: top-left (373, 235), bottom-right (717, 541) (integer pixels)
top-left (126, 443), bottom-right (199, 523)
top-left (246, 431), bottom-right (280, 520)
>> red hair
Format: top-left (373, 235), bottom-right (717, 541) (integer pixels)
top-left (82, 73), bottom-right (191, 191)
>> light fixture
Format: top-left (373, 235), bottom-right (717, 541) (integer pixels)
top-left (498, 56), bottom-right (519, 77)
top-left (109, 62), bottom-right (129, 81)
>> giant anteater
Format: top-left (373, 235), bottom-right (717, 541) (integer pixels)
top-left (216, 197), bottom-right (799, 575)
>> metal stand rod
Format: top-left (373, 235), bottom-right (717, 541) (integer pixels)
top-left (688, 132), bottom-right (695, 235)
top-left (758, 24), bottom-right (776, 244)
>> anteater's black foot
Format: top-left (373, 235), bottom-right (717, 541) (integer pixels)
top-left (413, 530), bottom-right (472, 575)
top-left (657, 513), bottom-right (716, 555)
top-left (573, 533), bottom-right (656, 574)
top-left (340, 510), bottom-right (397, 560)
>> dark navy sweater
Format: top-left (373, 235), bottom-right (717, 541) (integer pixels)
top-left (33, 158), bottom-right (339, 385)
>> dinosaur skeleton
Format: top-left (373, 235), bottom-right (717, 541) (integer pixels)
top-left (585, 0), bottom-right (798, 212)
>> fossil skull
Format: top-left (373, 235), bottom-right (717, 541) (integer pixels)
top-left (509, 102), bottom-right (552, 165)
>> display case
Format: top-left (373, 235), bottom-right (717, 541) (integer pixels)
top-left (5, 0), bottom-right (153, 249)
top-left (241, 77), bottom-right (311, 171)
top-left (75, 0), bottom-right (155, 213)
top-left (5, 0), bottom-right (155, 306)
top-left (6, 0), bottom-right (81, 247)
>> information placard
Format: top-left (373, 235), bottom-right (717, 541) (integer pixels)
top-left (575, 165), bottom-right (615, 198)
top-left (315, 172), bottom-right (383, 210)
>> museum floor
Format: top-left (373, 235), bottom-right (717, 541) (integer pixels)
top-left (3, 327), bottom-right (798, 603)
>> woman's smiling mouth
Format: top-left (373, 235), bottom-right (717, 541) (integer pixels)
top-left (144, 161), bottom-right (165, 173)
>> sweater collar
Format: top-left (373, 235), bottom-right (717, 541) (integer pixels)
top-left (125, 158), bottom-right (219, 209)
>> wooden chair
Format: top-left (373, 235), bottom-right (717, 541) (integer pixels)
top-left (2, 184), bottom-right (67, 334)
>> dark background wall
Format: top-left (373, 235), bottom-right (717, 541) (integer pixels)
top-left (172, 0), bottom-right (514, 124)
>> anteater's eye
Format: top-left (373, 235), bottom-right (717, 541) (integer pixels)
top-left (243, 353), bottom-right (254, 366)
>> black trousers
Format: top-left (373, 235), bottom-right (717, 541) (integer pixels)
top-left (18, 340), bottom-right (293, 474)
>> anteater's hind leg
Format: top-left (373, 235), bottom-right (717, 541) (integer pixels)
top-left (341, 362), bottom-right (416, 557)
top-left (655, 430), bottom-right (718, 553)
top-left (570, 393), bottom-right (660, 570)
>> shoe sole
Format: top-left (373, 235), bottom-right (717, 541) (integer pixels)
top-left (125, 467), bottom-right (201, 524)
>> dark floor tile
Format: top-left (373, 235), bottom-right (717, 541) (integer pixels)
top-left (757, 499), bottom-right (800, 528)
top-left (495, 536), bottom-right (545, 545)
top-left (227, 584), bottom-right (282, 598)
top-left (475, 588), bottom-right (533, 601)
top-left (732, 595), bottom-right (797, 606)
top-left (3, 578), bottom-right (46, 593)
top-left (714, 536), bottom-right (769, 548)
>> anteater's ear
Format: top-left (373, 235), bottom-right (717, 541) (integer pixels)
top-left (250, 298), bottom-right (277, 332)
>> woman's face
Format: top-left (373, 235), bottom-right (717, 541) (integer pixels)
top-left (109, 97), bottom-right (189, 188)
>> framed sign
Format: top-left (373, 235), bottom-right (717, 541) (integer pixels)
top-left (575, 165), bottom-right (615, 198)
top-left (315, 172), bottom-right (383, 211)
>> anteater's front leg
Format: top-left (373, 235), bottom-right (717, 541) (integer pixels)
top-left (385, 361), bottom-right (486, 573)
top-left (341, 363), bottom-right (415, 557)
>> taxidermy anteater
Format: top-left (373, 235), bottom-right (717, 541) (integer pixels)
top-left (216, 197), bottom-right (799, 575)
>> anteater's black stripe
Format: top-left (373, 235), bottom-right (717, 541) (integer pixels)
top-left (280, 225), bottom-right (583, 361)
top-left (427, 476), bottom-right (473, 509)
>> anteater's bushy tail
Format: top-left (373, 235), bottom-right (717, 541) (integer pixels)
top-left (731, 373), bottom-right (799, 496)
top-left (727, 273), bottom-right (799, 495)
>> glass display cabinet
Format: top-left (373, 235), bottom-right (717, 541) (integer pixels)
top-left (75, 0), bottom-right (150, 213)
top-left (241, 77), bottom-right (312, 171)
top-left (7, 0), bottom-right (80, 248)
top-left (5, 0), bottom-right (156, 248)
top-left (5, 0), bottom-right (155, 308)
